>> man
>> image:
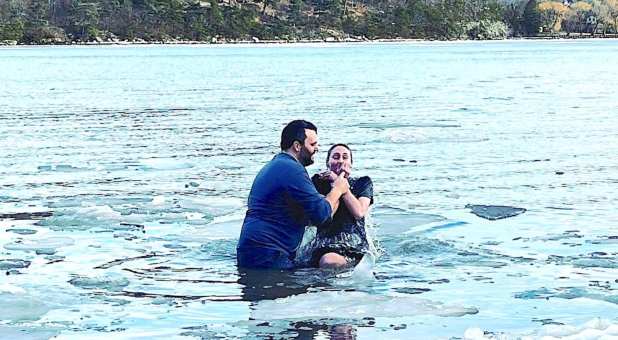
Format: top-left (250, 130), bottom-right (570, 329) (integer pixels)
top-left (237, 120), bottom-right (349, 269)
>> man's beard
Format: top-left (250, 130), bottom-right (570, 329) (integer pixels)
top-left (299, 146), bottom-right (315, 166)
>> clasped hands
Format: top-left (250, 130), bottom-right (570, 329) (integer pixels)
top-left (318, 168), bottom-right (350, 196)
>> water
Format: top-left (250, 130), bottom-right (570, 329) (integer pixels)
top-left (1, 40), bottom-right (618, 339)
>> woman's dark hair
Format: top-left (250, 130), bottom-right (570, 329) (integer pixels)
top-left (280, 120), bottom-right (317, 150)
top-left (326, 143), bottom-right (353, 164)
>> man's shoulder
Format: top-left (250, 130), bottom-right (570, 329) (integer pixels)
top-left (261, 153), bottom-right (305, 179)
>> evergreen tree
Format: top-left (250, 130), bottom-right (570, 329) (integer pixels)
top-left (522, 0), bottom-right (541, 35)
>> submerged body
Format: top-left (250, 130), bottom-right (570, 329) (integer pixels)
top-left (307, 175), bottom-right (374, 267)
top-left (237, 153), bottom-right (333, 269)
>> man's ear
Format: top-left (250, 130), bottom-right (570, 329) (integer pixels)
top-left (293, 140), bottom-right (302, 152)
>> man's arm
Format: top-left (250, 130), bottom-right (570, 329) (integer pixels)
top-left (324, 173), bottom-right (349, 217)
top-left (287, 167), bottom-right (347, 225)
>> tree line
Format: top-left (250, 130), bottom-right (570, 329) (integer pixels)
top-left (0, 0), bottom-right (617, 44)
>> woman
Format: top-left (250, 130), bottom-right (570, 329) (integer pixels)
top-left (308, 143), bottom-right (374, 269)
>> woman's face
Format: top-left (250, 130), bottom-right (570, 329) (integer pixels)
top-left (327, 145), bottom-right (352, 176)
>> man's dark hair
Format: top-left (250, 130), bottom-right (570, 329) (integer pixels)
top-left (326, 143), bottom-right (353, 164)
top-left (280, 120), bottom-right (317, 150)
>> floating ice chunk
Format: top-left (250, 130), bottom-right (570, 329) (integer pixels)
top-left (68, 273), bottom-right (130, 291)
top-left (78, 205), bottom-right (122, 220)
top-left (185, 212), bottom-right (205, 220)
top-left (350, 252), bottom-right (375, 283)
top-left (386, 129), bottom-right (428, 144)
top-left (4, 236), bottom-right (75, 254)
top-left (37, 164), bottom-right (85, 172)
top-left (6, 228), bottom-right (38, 235)
top-left (469, 318), bottom-right (618, 339)
top-left (0, 326), bottom-right (60, 340)
top-left (252, 290), bottom-right (478, 320)
top-left (0, 293), bottom-right (53, 321)
top-left (463, 327), bottom-right (485, 340)
top-left (0, 259), bottom-right (31, 270)
top-left (180, 196), bottom-right (244, 216)
top-left (373, 212), bottom-right (446, 236)
top-left (152, 195), bottom-right (166, 205)
top-left (0, 283), bottom-right (26, 294)
top-left (139, 158), bottom-right (194, 170)
top-left (38, 205), bottom-right (122, 230)
top-left (466, 204), bottom-right (526, 220)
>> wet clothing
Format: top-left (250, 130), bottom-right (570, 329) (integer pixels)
top-left (237, 153), bottom-right (333, 269)
top-left (308, 175), bottom-right (374, 267)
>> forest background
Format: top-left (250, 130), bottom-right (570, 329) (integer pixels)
top-left (1, 0), bottom-right (617, 44)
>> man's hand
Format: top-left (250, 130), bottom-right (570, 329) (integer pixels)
top-left (331, 172), bottom-right (349, 195)
top-left (319, 170), bottom-right (338, 182)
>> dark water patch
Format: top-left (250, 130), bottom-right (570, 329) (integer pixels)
top-left (515, 287), bottom-right (618, 305)
top-left (465, 204), bottom-right (526, 220)
top-left (481, 241), bottom-right (502, 246)
top-left (0, 211), bottom-right (53, 220)
top-left (514, 230), bottom-right (584, 243)
top-left (121, 268), bottom-right (237, 284)
top-left (547, 252), bottom-right (618, 269)
top-left (0, 195), bottom-right (19, 202)
top-left (517, 158), bottom-right (551, 163)
top-left (114, 232), bottom-right (139, 241)
top-left (532, 318), bottom-right (564, 326)
top-left (112, 290), bottom-right (242, 301)
top-left (45, 256), bottom-right (65, 265)
top-left (94, 252), bottom-right (169, 269)
top-left (36, 164), bottom-right (88, 172)
top-left (546, 206), bottom-right (574, 210)
top-left (6, 228), bottom-right (38, 235)
top-left (482, 96), bottom-right (514, 101)
top-left (0, 259), bottom-right (31, 270)
top-left (587, 236), bottom-right (618, 245)
top-left (429, 278), bottom-right (450, 284)
top-left (393, 287), bottom-right (431, 295)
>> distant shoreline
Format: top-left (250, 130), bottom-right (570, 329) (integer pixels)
top-left (2, 34), bottom-right (617, 47)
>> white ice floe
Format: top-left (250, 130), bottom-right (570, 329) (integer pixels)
top-left (139, 158), bottom-right (194, 170)
top-left (386, 129), bottom-right (429, 144)
top-left (0, 283), bottom-right (26, 294)
top-left (350, 252), bottom-right (376, 283)
top-left (0, 292), bottom-right (53, 321)
top-left (180, 196), bottom-right (244, 216)
top-left (38, 205), bottom-right (122, 230)
top-left (152, 195), bottom-right (166, 205)
top-left (68, 273), bottom-right (130, 291)
top-left (252, 290), bottom-right (478, 320)
top-left (462, 318), bottom-right (618, 340)
top-left (4, 236), bottom-right (75, 254)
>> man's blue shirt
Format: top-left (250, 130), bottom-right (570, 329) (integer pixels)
top-left (237, 153), bottom-right (332, 268)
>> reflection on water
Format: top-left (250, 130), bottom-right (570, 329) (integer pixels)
top-left (1, 41), bottom-right (618, 339)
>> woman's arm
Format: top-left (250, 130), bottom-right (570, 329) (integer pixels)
top-left (341, 192), bottom-right (371, 220)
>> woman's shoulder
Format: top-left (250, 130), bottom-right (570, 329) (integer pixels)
top-left (353, 176), bottom-right (373, 187)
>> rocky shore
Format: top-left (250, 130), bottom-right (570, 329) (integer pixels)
top-left (1, 32), bottom-right (616, 46)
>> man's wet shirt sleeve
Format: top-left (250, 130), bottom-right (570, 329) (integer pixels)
top-left (286, 165), bottom-right (332, 226)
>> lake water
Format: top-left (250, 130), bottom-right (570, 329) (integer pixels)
top-left (1, 40), bottom-right (618, 339)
